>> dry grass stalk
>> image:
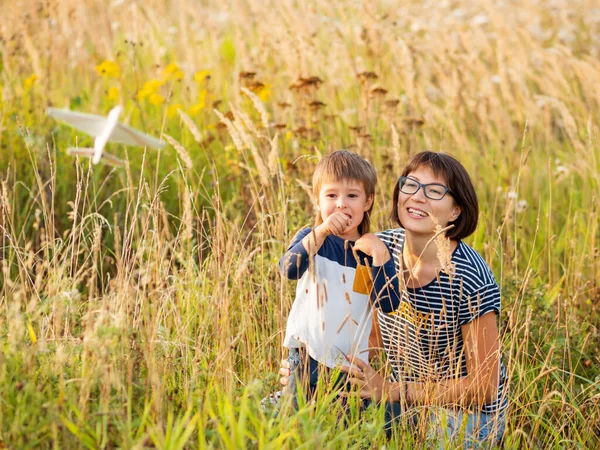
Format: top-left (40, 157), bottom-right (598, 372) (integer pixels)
top-left (241, 87), bottom-right (269, 129)
top-left (163, 134), bottom-right (193, 169)
top-left (178, 109), bottom-right (203, 143)
top-left (430, 215), bottom-right (456, 276)
top-left (267, 132), bottom-right (280, 176)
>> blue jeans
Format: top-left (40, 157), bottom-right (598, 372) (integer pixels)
top-left (287, 347), bottom-right (349, 406)
top-left (430, 407), bottom-right (506, 449)
top-left (377, 402), bottom-right (505, 448)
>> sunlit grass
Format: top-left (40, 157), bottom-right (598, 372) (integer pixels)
top-left (0, 0), bottom-right (599, 448)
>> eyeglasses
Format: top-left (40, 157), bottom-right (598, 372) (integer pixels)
top-left (398, 176), bottom-right (452, 200)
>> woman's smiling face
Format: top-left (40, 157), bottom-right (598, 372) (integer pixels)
top-left (397, 166), bottom-right (462, 237)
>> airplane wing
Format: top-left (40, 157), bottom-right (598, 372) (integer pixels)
top-left (66, 147), bottom-right (126, 168)
top-left (46, 108), bottom-right (109, 137)
top-left (110, 122), bottom-right (165, 148)
top-left (47, 107), bottom-right (165, 149)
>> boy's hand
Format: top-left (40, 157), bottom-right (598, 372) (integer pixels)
top-left (354, 233), bottom-right (391, 265)
top-left (320, 211), bottom-right (351, 236)
top-left (279, 359), bottom-right (291, 387)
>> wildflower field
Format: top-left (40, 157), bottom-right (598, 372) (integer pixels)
top-left (0, 0), bottom-right (599, 448)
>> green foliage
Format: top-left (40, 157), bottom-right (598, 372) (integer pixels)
top-left (0, 0), bottom-right (599, 448)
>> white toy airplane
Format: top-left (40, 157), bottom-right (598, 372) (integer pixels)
top-left (46, 105), bottom-right (165, 165)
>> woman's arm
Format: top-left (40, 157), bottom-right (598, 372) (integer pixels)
top-left (407, 312), bottom-right (500, 406)
top-left (342, 312), bottom-right (501, 407)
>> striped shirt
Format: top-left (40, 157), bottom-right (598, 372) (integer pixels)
top-left (376, 228), bottom-right (508, 414)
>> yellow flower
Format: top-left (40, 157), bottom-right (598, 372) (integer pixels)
top-left (187, 89), bottom-right (208, 116)
top-left (107, 86), bottom-right (120, 102)
top-left (167, 103), bottom-right (182, 118)
top-left (95, 60), bottom-right (121, 78)
top-left (194, 70), bottom-right (211, 83)
top-left (188, 103), bottom-right (204, 117)
top-left (137, 79), bottom-right (164, 100)
top-left (24, 74), bottom-right (39, 91)
top-left (256, 83), bottom-right (272, 102)
top-left (162, 63), bottom-right (184, 81)
top-left (148, 92), bottom-right (165, 106)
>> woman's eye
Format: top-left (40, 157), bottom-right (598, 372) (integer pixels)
top-left (405, 181), bottom-right (418, 189)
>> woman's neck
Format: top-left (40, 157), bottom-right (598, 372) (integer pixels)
top-left (403, 233), bottom-right (440, 268)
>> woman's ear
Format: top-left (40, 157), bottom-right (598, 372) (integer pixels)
top-left (451, 205), bottom-right (461, 221)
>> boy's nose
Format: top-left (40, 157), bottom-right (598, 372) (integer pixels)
top-left (336, 197), bottom-right (347, 208)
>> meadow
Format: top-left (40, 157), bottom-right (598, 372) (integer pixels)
top-left (0, 0), bottom-right (599, 447)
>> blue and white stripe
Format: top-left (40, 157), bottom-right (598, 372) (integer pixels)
top-left (375, 228), bottom-right (508, 414)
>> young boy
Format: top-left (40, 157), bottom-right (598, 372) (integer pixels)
top-left (279, 150), bottom-right (399, 403)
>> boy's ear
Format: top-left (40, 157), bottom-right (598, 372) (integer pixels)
top-left (364, 194), bottom-right (374, 211)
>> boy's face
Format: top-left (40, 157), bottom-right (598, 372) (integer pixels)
top-left (317, 178), bottom-right (373, 240)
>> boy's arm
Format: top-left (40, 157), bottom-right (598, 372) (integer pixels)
top-left (354, 233), bottom-right (400, 313)
top-left (278, 228), bottom-right (313, 279)
top-left (371, 253), bottom-right (400, 313)
top-left (280, 212), bottom-right (351, 279)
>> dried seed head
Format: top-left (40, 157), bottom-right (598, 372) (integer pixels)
top-left (403, 117), bottom-right (425, 127)
top-left (357, 71), bottom-right (378, 82)
top-left (248, 81), bottom-right (265, 92)
top-left (301, 76), bottom-right (323, 87)
top-left (309, 100), bottom-right (326, 111)
top-left (370, 87), bottom-right (388, 97)
top-left (239, 71), bottom-right (256, 80)
top-left (290, 76), bottom-right (323, 91)
top-left (294, 126), bottom-right (310, 137)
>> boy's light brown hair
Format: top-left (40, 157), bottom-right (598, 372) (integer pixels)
top-left (312, 150), bottom-right (377, 236)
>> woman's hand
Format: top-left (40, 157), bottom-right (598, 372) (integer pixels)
top-left (279, 359), bottom-right (291, 387)
top-left (340, 354), bottom-right (391, 402)
top-left (354, 233), bottom-right (391, 265)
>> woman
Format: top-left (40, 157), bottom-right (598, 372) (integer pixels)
top-left (279, 151), bottom-right (508, 447)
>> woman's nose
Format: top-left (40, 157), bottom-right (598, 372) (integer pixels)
top-left (411, 187), bottom-right (427, 201)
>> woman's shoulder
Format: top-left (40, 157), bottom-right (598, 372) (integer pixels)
top-left (453, 241), bottom-right (498, 287)
top-left (375, 227), bottom-right (405, 241)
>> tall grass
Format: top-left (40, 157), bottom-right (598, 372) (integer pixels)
top-left (0, 0), bottom-right (599, 447)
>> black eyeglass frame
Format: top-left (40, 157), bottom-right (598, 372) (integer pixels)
top-left (398, 176), bottom-right (453, 200)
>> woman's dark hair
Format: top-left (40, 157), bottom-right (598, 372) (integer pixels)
top-left (391, 151), bottom-right (479, 240)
